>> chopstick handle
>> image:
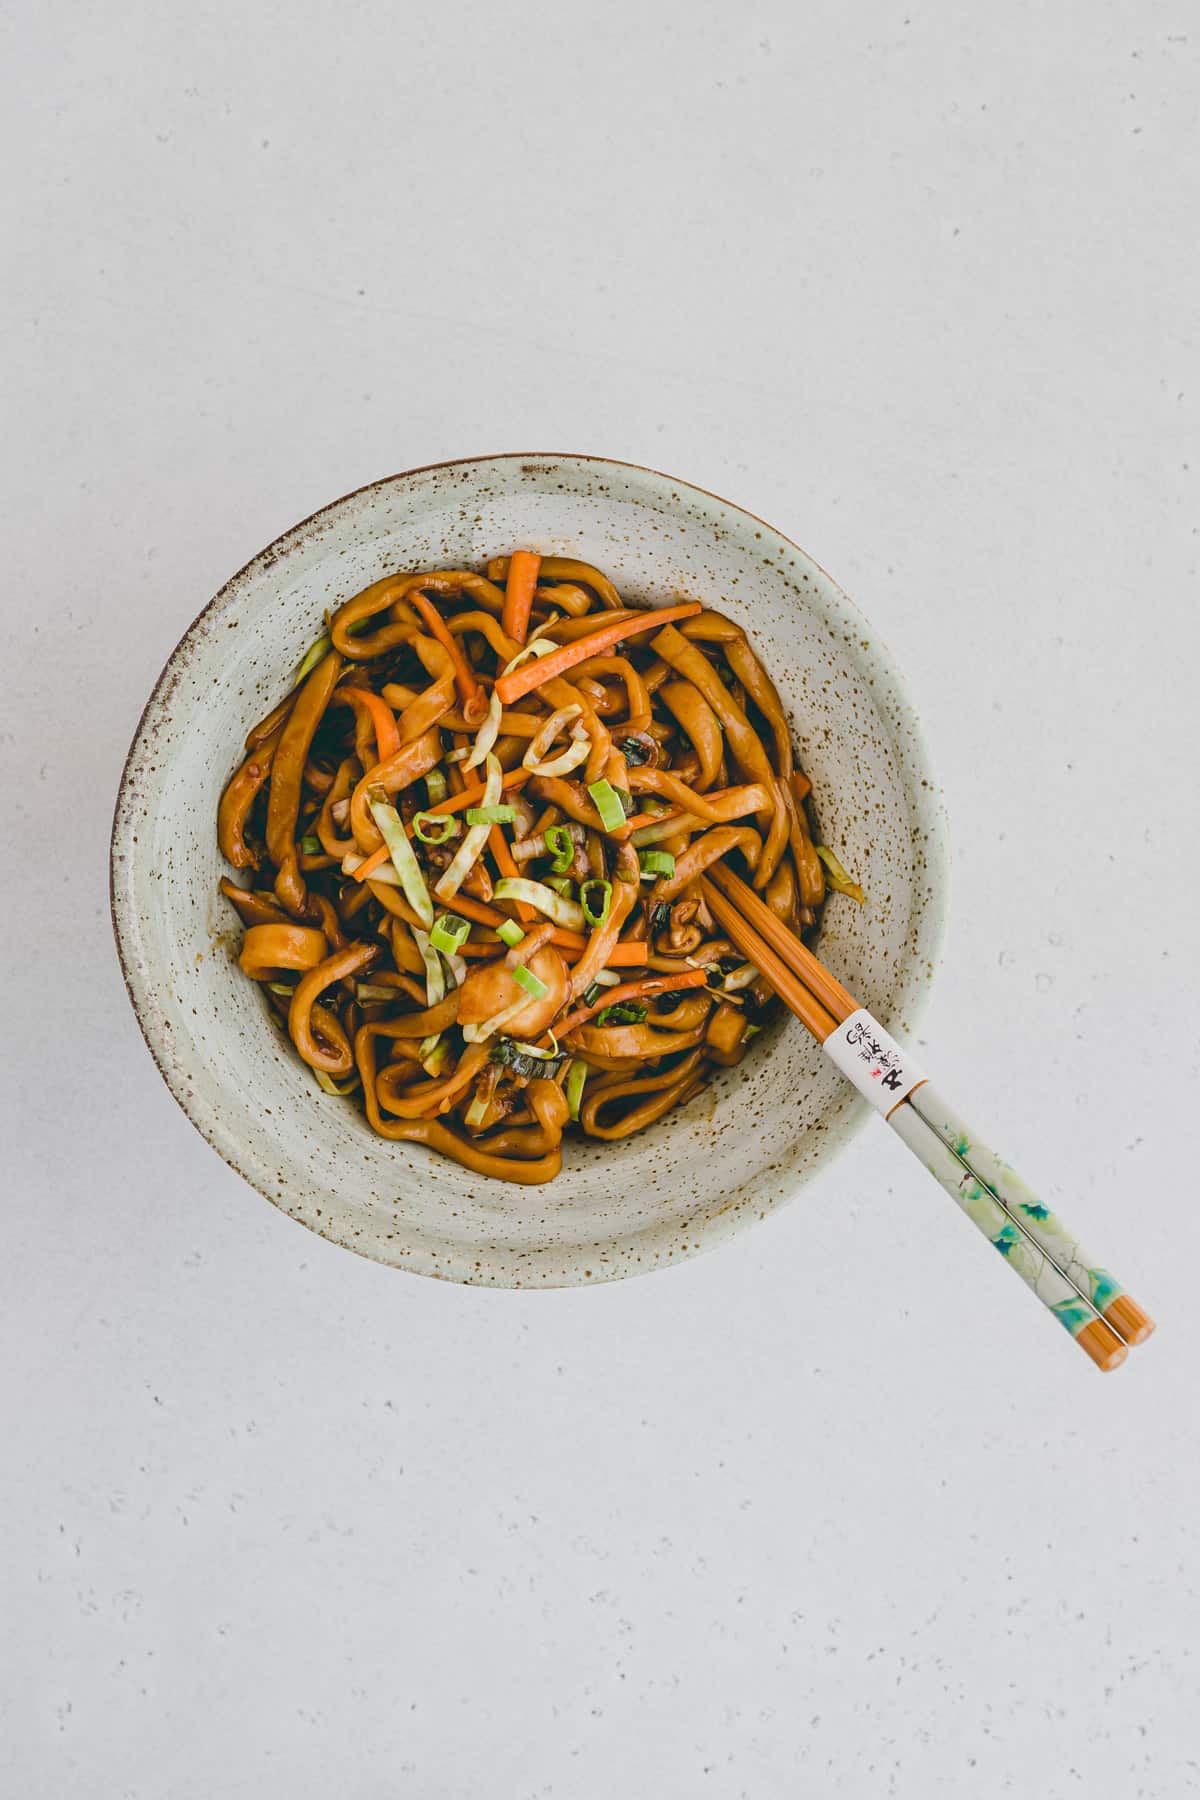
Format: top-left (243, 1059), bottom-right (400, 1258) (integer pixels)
top-left (821, 1009), bottom-right (1132, 1370)
top-left (908, 1083), bottom-right (1155, 1346)
top-left (700, 866), bottom-right (1155, 1362)
top-left (885, 1103), bottom-right (1125, 1370)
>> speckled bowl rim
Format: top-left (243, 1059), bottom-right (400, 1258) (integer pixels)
top-left (110, 453), bottom-right (948, 1283)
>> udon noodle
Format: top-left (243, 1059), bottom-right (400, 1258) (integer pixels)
top-left (217, 553), bottom-right (858, 1184)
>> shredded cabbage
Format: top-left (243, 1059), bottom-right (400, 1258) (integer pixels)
top-left (366, 790), bottom-right (435, 927)
top-left (434, 754), bottom-right (502, 900)
top-left (412, 927), bottom-right (446, 1008)
top-left (522, 703), bottom-right (591, 778)
top-left (814, 844), bottom-right (866, 906)
top-left (500, 637), bottom-right (558, 678)
top-left (565, 1060), bottom-right (588, 1120)
top-left (493, 876), bottom-right (586, 931)
top-left (314, 1069), bottom-right (361, 1096)
top-left (294, 632), bottom-right (331, 683)
top-left (631, 813), bottom-right (702, 848)
top-left (461, 995), bottom-right (530, 1043)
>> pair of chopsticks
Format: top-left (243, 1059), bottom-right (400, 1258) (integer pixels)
top-left (699, 865), bottom-right (1155, 1371)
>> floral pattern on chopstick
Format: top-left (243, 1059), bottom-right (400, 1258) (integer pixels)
top-left (909, 1084), bottom-right (1124, 1316)
top-left (888, 1104), bottom-right (1098, 1336)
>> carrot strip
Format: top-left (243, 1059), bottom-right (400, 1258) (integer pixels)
top-left (622, 809), bottom-right (681, 834)
top-left (340, 686), bottom-right (401, 764)
top-left (426, 768), bottom-right (534, 816)
top-left (435, 892), bottom-right (507, 930)
top-left (501, 550), bottom-right (540, 646)
top-left (431, 888), bottom-right (648, 964)
top-left (573, 941), bottom-right (648, 968)
top-left (554, 968), bottom-right (708, 1039)
top-left (494, 602), bottom-right (703, 706)
top-left (407, 587), bottom-right (486, 721)
top-left (351, 843), bottom-right (394, 883)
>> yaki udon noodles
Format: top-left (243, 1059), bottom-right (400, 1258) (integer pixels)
top-left (217, 553), bottom-right (862, 1185)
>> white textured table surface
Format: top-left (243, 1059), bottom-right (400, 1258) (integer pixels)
top-left (4, 5), bottom-right (1198, 1795)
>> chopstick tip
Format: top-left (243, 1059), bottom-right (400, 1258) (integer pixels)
top-left (1077, 1318), bottom-right (1129, 1372)
top-left (1103, 1294), bottom-right (1156, 1347)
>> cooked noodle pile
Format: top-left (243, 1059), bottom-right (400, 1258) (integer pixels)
top-left (218, 554), bottom-right (853, 1184)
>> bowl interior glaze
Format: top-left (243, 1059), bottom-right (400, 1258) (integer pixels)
top-left (111, 455), bottom-right (946, 1285)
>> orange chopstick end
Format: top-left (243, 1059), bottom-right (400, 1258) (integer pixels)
top-left (1076, 1318), bottom-right (1128, 1372)
top-left (1103, 1294), bottom-right (1156, 1346)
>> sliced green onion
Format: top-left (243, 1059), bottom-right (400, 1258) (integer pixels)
top-left (722, 962), bottom-right (761, 993)
top-left (565, 1060), bottom-right (588, 1121)
top-left (367, 790), bottom-right (434, 928)
top-left (294, 632), bottom-right (331, 683)
top-left (300, 833), bottom-right (323, 856)
top-left (814, 844), bottom-right (866, 906)
top-left (266, 981), bottom-right (296, 996)
top-left (582, 981), bottom-right (604, 1006)
top-left (412, 810), bottom-right (459, 845)
top-left (596, 1000), bottom-right (648, 1027)
top-left (496, 918), bottom-right (525, 949)
top-left (493, 876), bottom-right (585, 931)
top-left (587, 778), bottom-right (628, 833)
top-left (547, 876), bottom-right (575, 898)
top-left (544, 824), bottom-right (575, 874)
top-left (466, 804), bottom-right (517, 826)
top-left (435, 753), bottom-right (501, 900)
top-left (314, 1069), bottom-right (361, 1096)
top-left (744, 1023), bottom-right (764, 1040)
top-left (430, 913), bottom-right (471, 956)
top-left (638, 849), bottom-right (675, 879)
top-left (425, 767), bottom-right (448, 805)
top-left (579, 878), bottom-right (612, 927)
top-left (512, 965), bottom-right (549, 1001)
top-left (412, 926), bottom-right (446, 1008)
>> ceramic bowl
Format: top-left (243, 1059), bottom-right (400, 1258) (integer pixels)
top-left (111, 455), bottom-right (947, 1285)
